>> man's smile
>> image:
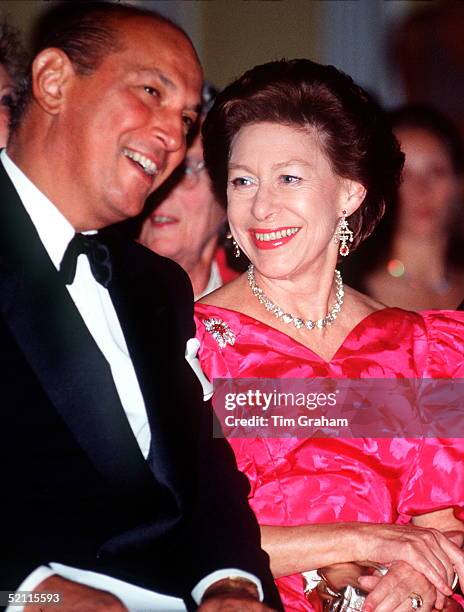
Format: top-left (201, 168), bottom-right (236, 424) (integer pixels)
top-left (122, 147), bottom-right (159, 176)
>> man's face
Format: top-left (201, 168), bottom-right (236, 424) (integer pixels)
top-left (59, 16), bottom-right (202, 230)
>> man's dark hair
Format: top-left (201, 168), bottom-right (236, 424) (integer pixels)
top-left (10, 1), bottom-right (187, 131)
top-left (0, 19), bottom-right (28, 106)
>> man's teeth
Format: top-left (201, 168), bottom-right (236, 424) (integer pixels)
top-left (255, 227), bottom-right (299, 241)
top-left (123, 149), bottom-right (158, 176)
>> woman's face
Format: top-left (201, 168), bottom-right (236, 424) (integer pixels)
top-left (139, 131), bottom-right (226, 265)
top-left (227, 122), bottom-right (352, 280)
top-left (395, 127), bottom-right (459, 238)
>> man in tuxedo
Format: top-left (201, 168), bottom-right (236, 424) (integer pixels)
top-left (0, 2), bottom-right (281, 611)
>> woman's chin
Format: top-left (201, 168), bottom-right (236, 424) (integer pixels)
top-left (253, 262), bottom-right (300, 281)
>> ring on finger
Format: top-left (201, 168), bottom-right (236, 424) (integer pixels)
top-left (409, 593), bottom-right (423, 610)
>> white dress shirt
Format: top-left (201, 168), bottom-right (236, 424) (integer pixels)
top-left (1, 150), bottom-right (261, 610)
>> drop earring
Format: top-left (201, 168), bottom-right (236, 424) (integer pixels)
top-left (337, 209), bottom-right (353, 257)
top-left (227, 232), bottom-right (241, 258)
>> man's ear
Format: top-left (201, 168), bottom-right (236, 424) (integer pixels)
top-left (31, 48), bottom-right (74, 115)
top-left (341, 179), bottom-right (367, 216)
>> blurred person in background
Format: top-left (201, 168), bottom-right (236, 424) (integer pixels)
top-left (0, 18), bottom-right (27, 147)
top-left (343, 104), bottom-right (464, 310)
top-left (392, 2), bottom-right (464, 140)
top-left (138, 82), bottom-right (241, 299)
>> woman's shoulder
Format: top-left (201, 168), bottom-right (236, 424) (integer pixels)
top-left (351, 292), bottom-right (464, 350)
top-left (194, 278), bottom-right (249, 350)
top-left (417, 308), bottom-right (464, 343)
top-left (344, 286), bottom-right (422, 330)
top-left (196, 276), bottom-right (254, 328)
top-left (345, 291), bottom-right (464, 375)
top-left (419, 308), bottom-right (464, 325)
top-left (198, 274), bottom-right (247, 308)
top-left (417, 309), bottom-right (464, 377)
top-left (194, 278), bottom-right (267, 378)
top-left (342, 288), bottom-right (430, 356)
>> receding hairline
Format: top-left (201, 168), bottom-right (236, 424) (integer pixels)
top-left (102, 11), bottom-right (200, 66)
top-left (8, 3), bottom-right (202, 135)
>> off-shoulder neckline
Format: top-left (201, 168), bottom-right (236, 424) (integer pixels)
top-left (195, 304), bottom-right (417, 364)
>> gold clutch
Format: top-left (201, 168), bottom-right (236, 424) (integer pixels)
top-left (305, 562), bottom-right (387, 612)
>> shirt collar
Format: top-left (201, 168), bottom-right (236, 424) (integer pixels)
top-left (1, 149), bottom-right (80, 270)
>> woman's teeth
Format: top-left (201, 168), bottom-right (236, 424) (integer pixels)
top-left (123, 148), bottom-right (158, 176)
top-left (255, 227), bottom-right (299, 241)
top-left (153, 215), bottom-right (175, 223)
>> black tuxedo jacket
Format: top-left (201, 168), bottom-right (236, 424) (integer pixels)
top-left (0, 164), bottom-right (282, 609)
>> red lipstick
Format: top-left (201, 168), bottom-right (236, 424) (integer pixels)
top-left (249, 227), bottom-right (300, 250)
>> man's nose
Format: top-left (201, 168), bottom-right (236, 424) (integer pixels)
top-left (150, 109), bottom-right (184, 152)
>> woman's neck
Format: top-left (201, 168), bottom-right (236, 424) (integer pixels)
top-left (252, 255), bottom-right (339, 324)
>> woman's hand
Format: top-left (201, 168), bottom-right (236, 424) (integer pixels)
top-left (358, 561), bottom-right (438, 612)
top-left (355, 523), bottom-right (464, 597)
top-left (260, 521), bottom-right (463, 587)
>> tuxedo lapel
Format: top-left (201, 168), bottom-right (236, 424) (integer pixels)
top-left (0, 165), bottom-right (153, 492)
top-left (103, 228), bottom-right (205, 515)
top-left (107, 247), bottom-right (187, 502)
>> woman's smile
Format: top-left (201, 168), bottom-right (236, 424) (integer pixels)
top-left (249, 226), bottom-right (301, 249)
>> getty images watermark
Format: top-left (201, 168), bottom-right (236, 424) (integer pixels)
top-left (212, 378), bottom-right (464, 438)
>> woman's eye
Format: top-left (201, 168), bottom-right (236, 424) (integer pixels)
top-left (230, 177), bottom-right (254, 187)
top-left (144, 86), bottom-right (160, 97)
top-left (281, 175), bottom-right (301, 184)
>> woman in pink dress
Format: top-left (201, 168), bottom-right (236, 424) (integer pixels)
top-left (193, 59), bottom-right (464, 611)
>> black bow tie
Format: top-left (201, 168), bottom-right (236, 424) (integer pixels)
top-left (60, 233), bottom-right (112, 288)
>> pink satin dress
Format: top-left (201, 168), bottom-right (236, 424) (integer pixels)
top-left (194, 304), bottom-right (464, 611)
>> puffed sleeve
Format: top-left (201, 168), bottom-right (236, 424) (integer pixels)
top-left (422, 310), bottom-right (464, 377)
top-left (398, 438), bottom-right (464, 520)
top-left (398, 311), bottom-right (464, 520)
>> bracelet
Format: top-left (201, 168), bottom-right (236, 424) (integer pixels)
top-left (202, 577), bottom-right (260, 602)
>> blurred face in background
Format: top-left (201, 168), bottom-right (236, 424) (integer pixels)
top-left (395, 127), bottom-right (460, 238)
top-left (0, 63), bottom-right (13, 148)
top-left (139, 129), bottom-right (226, 266)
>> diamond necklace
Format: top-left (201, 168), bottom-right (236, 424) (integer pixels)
top-left (247, 264), bottom-right (344, 330)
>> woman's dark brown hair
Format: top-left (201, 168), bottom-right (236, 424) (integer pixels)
top-left (202, 58), bottom-right (404, 251)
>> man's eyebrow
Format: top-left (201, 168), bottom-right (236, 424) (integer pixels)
top-left (130, 68), bottom-right (201, 113)
top-left (130, 67), bottom-right (175, 88)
